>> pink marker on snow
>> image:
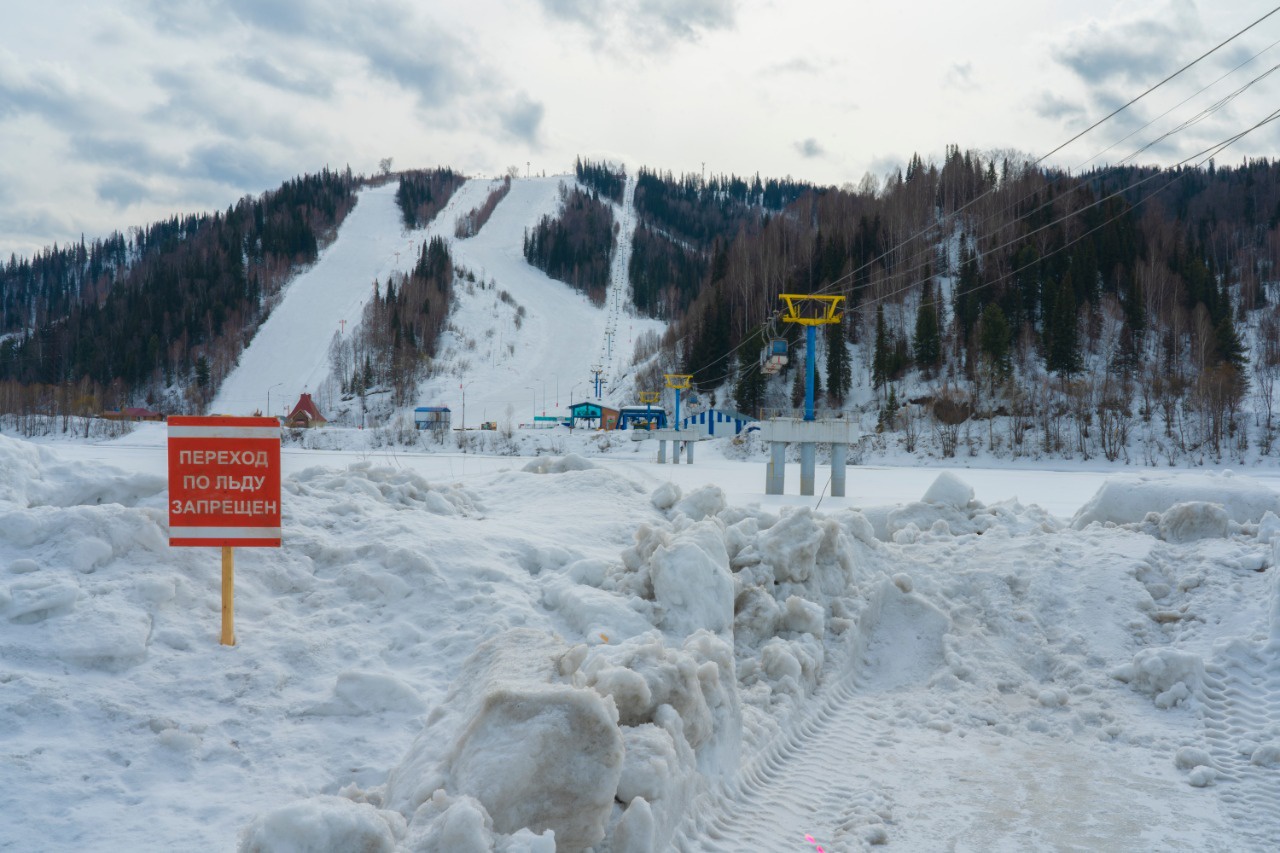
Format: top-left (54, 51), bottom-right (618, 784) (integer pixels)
top-left (805, 834), bottom-right (825, 852)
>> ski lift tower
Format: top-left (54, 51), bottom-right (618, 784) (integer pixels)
top-left (762, 294), bottom-right (860, 496)
top-left (649, 374), bottom-right (706, 465)
top-left (665, 373), bottom-right (692, 428)
top-left (639, 390), bottom-right (661, 427)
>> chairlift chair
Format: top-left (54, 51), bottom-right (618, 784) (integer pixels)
top-left (760, 337), bottom-right (788, 374)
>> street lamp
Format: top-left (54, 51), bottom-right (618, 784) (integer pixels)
top-left (266, 382), bottom-right (283, 420)
top-left (549, 373), bottom-right (559, 407)
top-left (524, 386), bottom-right (536, 419)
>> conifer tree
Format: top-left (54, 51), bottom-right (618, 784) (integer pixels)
top-left (913, 281), bottom-right (941, 371)
top-left (825, 318), bottom-right (852, 406)
top-left (872, 304), bottom-right (890, 391)
top-left (734, 330), bottom-right (768, 417)
top-left (979, 303), bottom-right (1012, 380)
top-left (1046, 276), bottom-right (1081, 375)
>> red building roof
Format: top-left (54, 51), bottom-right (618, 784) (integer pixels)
top-left (286, 393), bottom-right (327, 427)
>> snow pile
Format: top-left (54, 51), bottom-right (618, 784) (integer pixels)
top-left (0, 432), bottom-right (164, 509)
top-left (1072, 472), bottom-right (1280, 530)
top-left (859, 472), bottom-right (1059, 543)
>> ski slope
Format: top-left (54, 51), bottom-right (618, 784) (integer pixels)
top-left (214, 173), bottom-right (664, 427)
top-left (419, 174), bottom-right (662, 425)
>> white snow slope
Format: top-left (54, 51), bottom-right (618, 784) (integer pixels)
top-left (6, 175), bottom-right (1280, 852)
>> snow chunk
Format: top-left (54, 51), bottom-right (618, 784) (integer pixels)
top-left (1188, 766), bottom-right (1218, 787)
top-left (1250, 743), bottom-right (1280, 766)
top-left (672, 485), bottom-right (726, 522)
top-left (522, 453), bottom-right (595, 474)
top-left (1112, 648), bottom-right (1204, 708)
top-left (236, 795), bottom-right (403, 853)
top-left (301, 671), bottom-right (426, 716)
top-left (1158, 502), bottom-right (1229, 543)
top-left (781, 595), bottom-right (824, 636)
top-left (612, 797), bottom-right (655, 853)
top-left (384, 630), bottom-right (623, 851)
top-left (1073, 472), bottom-right (1280, 529)
top-left (1258, 511), bottom-right (1280, 545)
top-left (758, 508), bottom-right (824, 584)
top-left (1175, 746), bottom-right (1214, 770)
top-left (921, 471), bottom-right (974, 509)
top-left (403, 792), bottom-right (493, 853)
top-left (650, 520), bottom-right (733, 637)
top-left (450, 687), bottom-right (621, 848)
top-left (650, 482), bottom-right (681, 511)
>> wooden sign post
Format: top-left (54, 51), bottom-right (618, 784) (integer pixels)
top-left (167, 416), bottom-right (282, 645)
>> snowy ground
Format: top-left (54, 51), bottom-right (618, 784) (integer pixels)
top-left (4, 423), bottom-right (1280, 852)
top-left (7, 173), bottom-right (1280, 851)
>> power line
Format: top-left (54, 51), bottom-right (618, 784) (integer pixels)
top-left (675, 10), bottom-right (1280, 390)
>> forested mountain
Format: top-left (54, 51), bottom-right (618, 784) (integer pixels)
top-left (0, 168), bottom-right (358, 416)
top-left (523, 183), bottom-right (615, 304)
top-left (646, 147), bottom-right (1280, 463)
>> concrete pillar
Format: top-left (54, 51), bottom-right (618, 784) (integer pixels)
top-left (766, 441), bottom-right (786, 495)
top-left (686, 440), bottom-right (694, 464)
top-left (831, 442), bottom-right (847, 497)
top-left (800, 442), bottom-right (815, 496)
top-left (657, 440), bottom-right (666, 463)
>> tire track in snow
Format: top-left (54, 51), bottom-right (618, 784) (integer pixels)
top-left (676, 582), bottom-right (934, 852)
top-left (1197, 639), bottom-right (1280, 846)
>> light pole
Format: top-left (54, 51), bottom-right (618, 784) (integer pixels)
top-left (525, 386), bottom-right (536, 420)
top-left (266, 382), bottom-right (283, 420)
top-left (549, 373), bottom-right (559, 407)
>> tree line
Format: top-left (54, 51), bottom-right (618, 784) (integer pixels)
top-left (395, 168), bottom-right (467, 230)
top-left (523, 183), bottom-right (615, 304)
top-left (574, 157), bottom-right (625, 203)
top-left (455, 177), bottom-right (511, 238)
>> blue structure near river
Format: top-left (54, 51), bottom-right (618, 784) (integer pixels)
top-left (678, 408), bottom-right (753, 436)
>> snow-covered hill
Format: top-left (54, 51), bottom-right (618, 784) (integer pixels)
top-left (213, 174), bottom-right (664, 428)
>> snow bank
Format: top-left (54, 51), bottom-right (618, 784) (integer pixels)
top-left (0, 433), bottom-right (164, 509)
top-left (1073, 472), bottom-right (1280, 530)
top-left (382, 629), bottom-right (623, 852)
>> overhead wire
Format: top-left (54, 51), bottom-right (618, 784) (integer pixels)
top-left (682, 107), bottom-right (1280, 393)
top-left (671, 9), bottom-right (1280, 391)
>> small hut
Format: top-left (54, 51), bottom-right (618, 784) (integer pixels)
top-left (286, 393), bottom-right (327, 428)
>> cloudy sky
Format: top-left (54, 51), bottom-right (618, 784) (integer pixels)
top-left (3, 0), bottom-right (1279, 258)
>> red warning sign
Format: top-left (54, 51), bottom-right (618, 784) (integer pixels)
top-left (168, 416), bottom-right (282, 547)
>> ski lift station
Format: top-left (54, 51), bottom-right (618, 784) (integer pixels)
top-left (567, 401), bottom-right (620, 430)
top-left (617, 405), bottom-right (668, 430)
